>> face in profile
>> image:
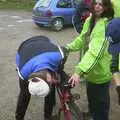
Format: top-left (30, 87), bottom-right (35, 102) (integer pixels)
top-left (94, 0), bottom-right (105, 16)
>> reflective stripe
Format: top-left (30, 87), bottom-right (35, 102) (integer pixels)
top-left (16, 67), bottom-right (24, 80)
top-left (58, 45), bottom-right (64, 59)
top-left (86, 38), bottom-right (107, 73)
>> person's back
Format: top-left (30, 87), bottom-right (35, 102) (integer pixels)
top-left (16, 36), bottom-right (63, 80)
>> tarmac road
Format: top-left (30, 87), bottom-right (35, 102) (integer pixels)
top-left (0, 10), bottom-right (120, 120)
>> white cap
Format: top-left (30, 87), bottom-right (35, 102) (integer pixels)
top-left (28, 77), bottom-right (50, 97)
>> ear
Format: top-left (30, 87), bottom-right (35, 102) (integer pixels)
top-left (31, 77), bottom-right (40, 82)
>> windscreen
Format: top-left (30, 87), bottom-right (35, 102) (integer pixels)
top-left (73, 0), bottom-right (82, 6)
top-left (34, 0), bottom-right (51, 8)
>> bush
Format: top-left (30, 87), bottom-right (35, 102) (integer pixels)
top-left (0, 0), bottom-right (36, 11)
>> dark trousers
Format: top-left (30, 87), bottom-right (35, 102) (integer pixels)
top-left (86, 81), bottom-right (110, 120)
top-left (15, 78), bottom-right (55, 120)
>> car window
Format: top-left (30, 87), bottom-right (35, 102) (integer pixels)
top-left (73, 0), bottom-right (82, 6)
top-left (34, 0), bottom-right (51, 8)
top-left (56, 0), bottom-right (72, 8)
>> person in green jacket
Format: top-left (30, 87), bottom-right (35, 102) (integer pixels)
top-left (66, 0), bottom-right (114, 120)
top-left (106, 18), bottom-right (120, 105)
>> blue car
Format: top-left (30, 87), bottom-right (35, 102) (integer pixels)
top-left (32, 0), bottom-right (80, 31)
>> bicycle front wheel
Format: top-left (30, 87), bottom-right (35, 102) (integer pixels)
top-left (57, 101), bottom-right (82, 120)
top-left (68, 101), bottom-right (81, 120)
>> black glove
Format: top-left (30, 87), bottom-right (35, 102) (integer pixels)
top-left (61, 46), bottom-right (70, 63)
top-left (58, 46), bottom-right (70, 73)
top-left (61, 46), bottom-right (69, 56)
top-left (116, 86), bottom-right (120, 105)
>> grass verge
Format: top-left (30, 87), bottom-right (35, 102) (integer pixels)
top-left (0, 1), bottom-right (36, 11)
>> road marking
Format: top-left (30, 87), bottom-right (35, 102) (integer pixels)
top-left (8, 25), bottom-right (16, 27)
top-left (10, 16), bottom-right (22, 19)
top-left (0, 28), bottom-right (4, 31)
top-left (0, 15), bottom-right (8, 18)
top-left (16, 19), bottom-right (32, 23)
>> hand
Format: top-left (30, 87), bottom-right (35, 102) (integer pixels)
top-left (68, 73), bottom-right (80, 87)
top-left (113, 72), bottom-right (120, 86)
top-left (116, 86), bottom-right (120, 105)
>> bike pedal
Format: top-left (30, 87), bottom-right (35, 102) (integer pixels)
top-left (72, 93), bottom-right (80, 100)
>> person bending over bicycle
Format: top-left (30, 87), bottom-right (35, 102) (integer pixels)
top-left (15, 35), bottom-right (68, 120)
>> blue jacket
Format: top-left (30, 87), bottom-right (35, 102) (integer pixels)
top-left (16, 36), bottom-right (64, 80)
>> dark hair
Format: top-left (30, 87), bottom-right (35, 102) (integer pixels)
top-left (29, 70), bottom-right (49, 81)
top-left (29, 69), bottom-right (55, 81)
top-left (101, 0), bottom-right (114, 19)
top-left (89, 0), bottom-right (114, 34)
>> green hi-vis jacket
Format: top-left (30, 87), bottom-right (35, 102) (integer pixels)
top-left (112, 0), bottom-right (120, 17)
top-left (67, 17), bottom-right (112, 84)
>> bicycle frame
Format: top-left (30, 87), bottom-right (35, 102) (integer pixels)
top-left (54, 71), bottom-right (91, 120)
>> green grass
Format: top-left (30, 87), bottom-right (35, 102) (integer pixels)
top-left (0, 0), bottom-right (36, 11)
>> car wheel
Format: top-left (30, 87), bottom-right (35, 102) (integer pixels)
top-left (52, 18), bottom-right (64, 31)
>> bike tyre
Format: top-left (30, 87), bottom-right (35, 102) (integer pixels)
top-left (68, 101), bottom-right (81, 120)
top-left (57, 110), bottom-right (64, 120)
top-left (58, 101), bottom-right (81, 120)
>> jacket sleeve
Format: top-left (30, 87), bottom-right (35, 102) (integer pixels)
top-left (67, 16), bottom-right (90, 51)
top-left (75, 19), bottom-right (108, 75)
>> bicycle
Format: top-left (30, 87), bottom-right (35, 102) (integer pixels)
top-left (54, 71), bottom-right (90, 120)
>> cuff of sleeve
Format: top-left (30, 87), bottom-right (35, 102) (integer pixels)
top-left (66, 45), bottom-right (71, 51)
top-left (75, 68), bottom-right (84, 77)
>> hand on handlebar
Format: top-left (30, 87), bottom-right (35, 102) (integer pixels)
top-left (68, 73), bottom-right (80, 87)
